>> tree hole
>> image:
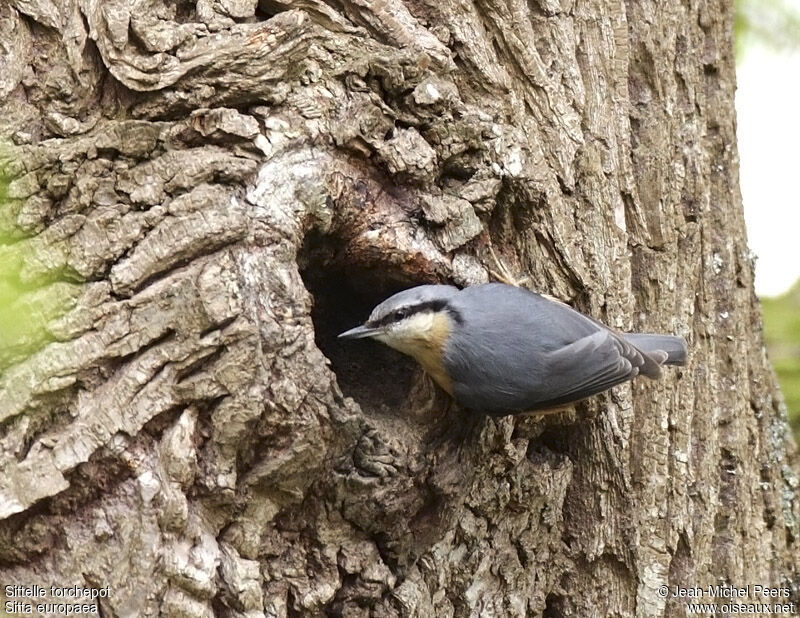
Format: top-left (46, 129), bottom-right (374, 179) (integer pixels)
top-left (543, 593), bottom-right (567, 618)
top-left (256, 0), bottom-right (287, 19)
top-left (298, 232), bottom-right (432, 416)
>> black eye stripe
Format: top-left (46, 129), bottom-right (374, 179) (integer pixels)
top-left (367, 299), bottom-right (460, 328)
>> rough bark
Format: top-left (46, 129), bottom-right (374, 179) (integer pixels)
top-left (0, 0), bottom-right (797, 617)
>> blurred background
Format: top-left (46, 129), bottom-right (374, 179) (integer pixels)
top-left (736, 0), bottom-right (800, 438)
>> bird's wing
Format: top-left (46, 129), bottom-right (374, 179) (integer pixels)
top-left (444, 284), bottom-right (653, 413)
top-left (537, 329), bottom-right (645, 407)
top-left (452, 329), bottom-right (645, 414)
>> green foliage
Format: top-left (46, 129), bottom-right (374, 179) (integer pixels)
top-left (735, 0), bottom-right (800, 58)
top-left (761, 280), bottom-right (800, 438)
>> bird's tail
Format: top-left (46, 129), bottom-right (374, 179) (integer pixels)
top-left (623, 333), bottom-right (687, 366)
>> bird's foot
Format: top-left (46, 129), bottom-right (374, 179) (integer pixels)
top-left (486, 245), bottom-right (530, 287)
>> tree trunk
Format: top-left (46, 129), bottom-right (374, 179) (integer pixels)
top-left (0, 0), bottom-right (797, 616)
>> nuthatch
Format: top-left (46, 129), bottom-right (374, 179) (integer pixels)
top-left (339, 283), bottom-right (687, 415)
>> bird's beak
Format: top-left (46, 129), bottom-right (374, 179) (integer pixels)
top-left (338, 324), bottom-right (380, 340)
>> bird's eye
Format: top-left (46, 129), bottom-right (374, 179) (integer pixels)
top-left (393, 309), bottom-right (407, 321)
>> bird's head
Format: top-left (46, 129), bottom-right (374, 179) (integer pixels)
top-left (338, 285), bottom-right (460, 361)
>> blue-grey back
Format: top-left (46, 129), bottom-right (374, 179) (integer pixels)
top-left (442, 284), bottom-right (602, 412)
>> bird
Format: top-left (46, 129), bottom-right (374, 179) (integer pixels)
top-left (338, 283), bottom-right (687, 416)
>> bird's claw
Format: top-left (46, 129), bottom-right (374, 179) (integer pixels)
top-left (486, 245), bottom-right (530, 287)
